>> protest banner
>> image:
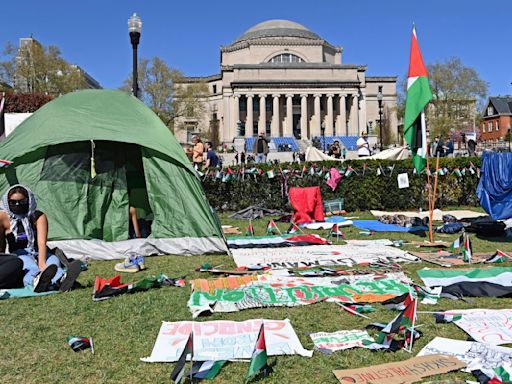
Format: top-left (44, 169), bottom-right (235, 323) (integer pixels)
top-left (310, 330), bottom-right (374, 353)
top-left (418, 337), bottom-right (512, 372)
top-left (333, 354), bottom-right (465, 384)
top-left (141, 318), bottom-right (312, 362)
top-left (188, 273), bottom-right (411, 317)
top-left (442, 309), bottom-right (512, 345)
top-left (231, 243), bottom-right (418, 269)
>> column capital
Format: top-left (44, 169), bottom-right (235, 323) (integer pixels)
top-left (272, 94), bottom-right (281, 99)
top-left (246, 94), bottom-right (254, 98)
top-left (339, 93), bottom-right (347, 98)
top-left (313, 93), bottom-right (322, 98)
top-left (258, 94), bottom-right (267, 98)
top-left (233, 94), bottom-right (241, 99)
top-left (300, 94), bottom-right (308, 98)
top-left (326, 94), bottom-right (335, 98)
top-left (285, 94), bottom-right (294, 98)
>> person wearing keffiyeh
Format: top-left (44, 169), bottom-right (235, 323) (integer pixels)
top-left (0, 184), bottom-right (81, 292)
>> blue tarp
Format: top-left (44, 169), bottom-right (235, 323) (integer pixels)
top-left (477, 152), bottom-right (512, 220)
top-left (352, 220), bottom-right (427, 232)
top-left (0, 286), bottom-right (58, 300)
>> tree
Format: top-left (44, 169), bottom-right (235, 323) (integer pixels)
top-left (397, 57), bottom-right (488, 138)
top-left (0, 40), bottom-right (86, 95)
top-left (121, 57), bottom-right (208, 132)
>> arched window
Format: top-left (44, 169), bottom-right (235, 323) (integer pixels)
top-left (268, 53), bottom-right (304, 63)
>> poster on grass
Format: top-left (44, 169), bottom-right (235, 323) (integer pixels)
top-left (445, 309), bottom-right (512, 346)
top-left (310, 330), bottom-right (374, 353)
top-left (141, 318), bottom-right (312, 363)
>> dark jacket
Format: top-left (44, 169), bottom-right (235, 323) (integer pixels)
top-left (253, 136), bottom-right (269, 154)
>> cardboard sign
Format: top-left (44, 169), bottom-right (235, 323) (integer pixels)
top-left (397, 173), bottom-right (410, 189)
top-left (333, 354), bottom-right (465, 384)
top-left (141, 318), bottom-right (312, 362)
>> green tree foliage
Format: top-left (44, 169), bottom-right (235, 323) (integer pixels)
top-left (427, 57), bottom-right (488, 137)
top-left (397, 57), bottom-right (488, 138)
top-left (0, 40), bottom-right (86, 95)
top-left (122, 57), bottom-right (208, 132)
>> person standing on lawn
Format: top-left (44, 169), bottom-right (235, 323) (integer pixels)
top-left (253, 131), bottom-right (269, 163)
top-left (356, 131), bottom-right (371, 157)
top-left (0, 184), bottom-right (82, 292)
top-left (192, 135), bottom-right (204, 168)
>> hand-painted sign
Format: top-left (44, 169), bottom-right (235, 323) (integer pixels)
top-left (188, 273), bottom-right (411, 317)
top-left (141, 319), bottom-right (312, 362)
top-left (310, 330), bottom-right (374, 353)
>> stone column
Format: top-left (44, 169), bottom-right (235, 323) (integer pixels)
top-left (350, 94), bottom-right (359, 136)
top-left (258, 94), bottom-right (266, 134)
top-left (300, 94), bottom-right (308, 139)
top-left (337, 94), bottom-right (347, 136)
top-left (326, 94), bottom-right (334, 136)
top-left (246, 94), bottom-right (254, 138)
top-left (233, 95), bottom-right (240, 136)
top-left (222, 94), bottom-right (231, 142)
top-left (313, 94), bottom-right (322, 137)
top-left (285, 94), bottom-right (293, 137)
top-left (358, 92), bottom-right (366, 135)
top-left (271, 94), bottom-right (280, 137)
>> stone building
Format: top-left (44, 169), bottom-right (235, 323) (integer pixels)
top-left (177, 19), bottom-right (397, 149)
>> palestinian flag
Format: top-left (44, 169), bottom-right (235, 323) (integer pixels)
top-left (462, 234), bottom-right (472, 263)
top-left (266, 219), bottom-right (280, 235)
top-left (245, 222), bottom-right (255, 236)
top-left (381, 292), bottom-right (414, 311)
top-left (417, 267), bottom-right (512, 297)
top-left (67, 336), bottom-right (93, 352)
top-left (330, 223), bottom-right (343, 238)
top-left (451, 233), bottom-right (464, 250)
top-left (170, 332), bottom-right (193, 384)
top-left (345, 167), bottom-right (355, 177)
top-left (400, 298), bottom-right (417, 328)
top-left (286, 222), bottom-right (301, 234)
top-left (434, 313), bottom-right (462, 323)
top-left (485, 250), bottom-right (511, 263)
top-left (453, 168), bottom-right (462, 177)
top-left (309, 166), bottom-right (315, 176)
top-left (246, 324), bottom-right (271, 383)
top-left (404, 26), bottom-right (432, 172)
top-left (376, 167), bottom-right (382, 176)
top-left (187, 360), bottom-right (226, 380)
top-left (267, 169), bottom-right (275, 179)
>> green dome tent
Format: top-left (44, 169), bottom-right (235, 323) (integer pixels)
top-left (0, 89), bottom-right (228, 259)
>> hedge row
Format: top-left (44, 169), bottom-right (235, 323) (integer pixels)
top-left (202, 157), bottom-right (482, 212)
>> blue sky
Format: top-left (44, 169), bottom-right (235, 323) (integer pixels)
top-left (2, 0), bottom-right (511, 98)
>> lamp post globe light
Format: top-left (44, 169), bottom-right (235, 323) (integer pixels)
top-left (377, 85), bottom-right (384, 151)
top-left (128, 13), bottom-right (142, 98)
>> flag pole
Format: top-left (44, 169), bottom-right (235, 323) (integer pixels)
top-left (426, 152), bottom-right (433, 243)
top-left (429, 153), bottom-right (440, 243)
top-left (408, 297), bottom-right (418, 353)
top-left (190, 329), bottom-right (194, 384)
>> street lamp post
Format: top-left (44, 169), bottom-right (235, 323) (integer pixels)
top-left (377, 86), bottom-right (383, 151)
top-left (128, 13), bottom-right (142, 98)
top-left (320, 123), bottom-right (326, 153)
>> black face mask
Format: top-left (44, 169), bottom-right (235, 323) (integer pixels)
top-left (8, 199), bottom-right (29, 215)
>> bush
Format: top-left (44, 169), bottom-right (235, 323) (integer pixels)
top-left (4, 92), bottom-right (53, 113)
top-left (202, 157), bottom-right (482, 212)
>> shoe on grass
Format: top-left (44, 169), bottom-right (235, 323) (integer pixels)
top-left (114, 256), bottom-right (140, 273)
top-left (59, 260), bottom-right (82, 292)
top-left (136, 255), bottom-right (146, 270)
top-left (33, 264), bottom-right (58, 293)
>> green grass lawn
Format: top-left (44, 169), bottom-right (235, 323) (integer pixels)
top-left (2, 210), bottom-right (512, 383)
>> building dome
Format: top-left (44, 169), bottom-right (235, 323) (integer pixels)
top-left (233, 19), bottom-right (321, 44)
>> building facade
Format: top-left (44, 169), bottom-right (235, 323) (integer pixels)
top-left (480, 96), bottom-right (512, 146)
top-left (177, 20), bottom-right (397, 146)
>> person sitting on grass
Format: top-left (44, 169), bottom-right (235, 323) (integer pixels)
top-left (0, 184), bottom-right (82, 292)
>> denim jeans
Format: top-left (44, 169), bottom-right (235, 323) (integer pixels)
top-left (16, 248), bottom-right (64, 287)
top-left (255, 154), bottom-right (267, 164)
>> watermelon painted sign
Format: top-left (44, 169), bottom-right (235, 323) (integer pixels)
top-left (188, 273), bottom-right (411, 317)
top-left (310, 330), bottom-right (374, 353)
